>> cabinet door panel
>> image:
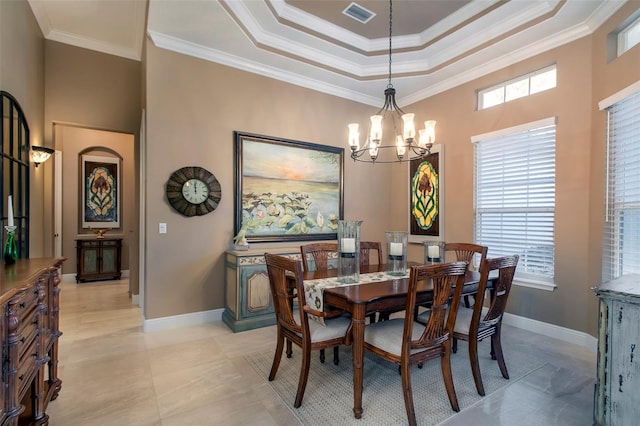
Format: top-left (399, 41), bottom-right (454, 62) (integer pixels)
top-left (609, 300), bottom-right (640, 423)
top-left (101, 247), bottom-right (118, 273)
top-left (82, 248), bottom-right (99, 273)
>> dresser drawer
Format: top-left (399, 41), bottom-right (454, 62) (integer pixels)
top-left (17, 313), bottom-right (39, 362)
top-left (15, 287), bottom-right (39, 324)
top-left (16, 338), bottom-right (39, 399)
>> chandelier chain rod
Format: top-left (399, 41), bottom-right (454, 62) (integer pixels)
top-left (388, 0), bottom-right (393, 88)
top-left (346, 0), bottom-right (436, 164)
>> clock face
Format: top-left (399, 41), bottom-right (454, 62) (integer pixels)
top-left (182, 179), bottom-right (210, 204)
top-left (166, 167), bottom-right (221, 217)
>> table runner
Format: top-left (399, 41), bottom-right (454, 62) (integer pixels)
top-left (304, 271), bottom-right (409, 325)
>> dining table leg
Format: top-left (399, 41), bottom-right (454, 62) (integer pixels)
top-left (351, 303), bottom-right (366, 419)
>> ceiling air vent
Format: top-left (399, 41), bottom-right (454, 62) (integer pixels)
top-left (342, 2), bottom-right (376, 24)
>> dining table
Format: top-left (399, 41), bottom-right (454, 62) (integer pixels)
top-left (301, 262), bottom-right (490, 419)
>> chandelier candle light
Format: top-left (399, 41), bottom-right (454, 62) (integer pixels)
top-left (348, 0), bottom-right (437, 163)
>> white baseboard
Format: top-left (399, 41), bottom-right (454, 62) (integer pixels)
top-left (138, 306), bottom-right (598, 355)
top-left (502, 311), bottom-right (598, 352)
top-left (131, 293), bottom-right (139, 306)
top-left (143, 308), bottom-right (224, 333)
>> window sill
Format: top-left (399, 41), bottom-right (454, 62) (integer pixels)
top-left (513, 278), bottom-right (557, 291)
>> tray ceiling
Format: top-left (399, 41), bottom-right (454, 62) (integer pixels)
top-left (27, 0), bottom-right (626, 106)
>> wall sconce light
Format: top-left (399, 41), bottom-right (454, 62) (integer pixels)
top-left (31, 146), bottom-right (55, 167)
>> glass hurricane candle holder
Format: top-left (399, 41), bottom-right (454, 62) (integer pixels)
top-left (424, 240), bottom-right (444, 264)
top-left (386, 231), bottom-right (408, 276)
top-left (338, 220), bottom-right (362, 284)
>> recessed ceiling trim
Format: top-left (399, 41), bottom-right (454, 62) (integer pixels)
top-left (342, 2), bottom-right (376, 24)
top-left (27, 0), bottom-right (145, 61)
top-left (27, 0), bottom-right (54, 37)
top-left (269, 0), bottom-right (505, 52)
top-left (225, 0), bottom-right (563, 80)
top-left (46, 30), bottom-right (141, 61)
top-left (400, 13), bottom-right (609, 106)
top-left (148, 30), bottom-right (381, 107)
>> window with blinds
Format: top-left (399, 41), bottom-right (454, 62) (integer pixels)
top-left (603, 90), bottom-right (640, 282)
top-left (472, 117), bottom-right (556, 285)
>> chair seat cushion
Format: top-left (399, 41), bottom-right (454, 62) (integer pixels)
top-left (295, 315), bottom-right (351, 343)
top-left (415, 308), bottom-right (431, 324)
top-left (364, 318), bottom-right (426, 357)
top-left (453, 306), bottom-right (473, 335)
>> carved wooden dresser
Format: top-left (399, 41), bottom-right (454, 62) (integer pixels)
top-left (0, 257), bottom-right (65, 425)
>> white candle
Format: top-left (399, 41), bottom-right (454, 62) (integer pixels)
top-left (341, 238), bottom-right (355, 253)
top-left (428, 245), bottom-right (439, 259)
top-left (390, 242), bottom-right (403, 256)
top-left (7, 195), bottom-right (14, 227)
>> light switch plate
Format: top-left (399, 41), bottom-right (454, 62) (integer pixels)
top-left (159, 223), bottom-right (167, 234)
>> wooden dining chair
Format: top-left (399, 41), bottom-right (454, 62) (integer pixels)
top-left (301, 241), bottom-right (379, 329)
top-left (265, 253), bottom-right (351, 408)
top-left (452, 255), bottom-right (519, 396)
top-left (444, 242), bottom-right (488, 308)
top-left (299, 242), bottom-right (341, 363)
top-left (363, 261), bottom-right (469, 426)
top-left (300, 242), bottom-right (338, 272)
top-left (359, 241), bottom-right (383, 266)
top-left (443, 243), bottom-right (488, 271)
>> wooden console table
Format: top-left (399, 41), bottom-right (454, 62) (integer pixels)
top-left (75, 238), bottom-right (122, 282)
top-left (0, 257), bottom-right (66, 425)
top-left (222, 248), bottom-right (300, 332)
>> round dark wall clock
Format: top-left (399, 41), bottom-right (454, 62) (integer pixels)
top-left (166, 166), bottom-right (221, 217)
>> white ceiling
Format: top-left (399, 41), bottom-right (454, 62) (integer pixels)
top-left (27, 0), bottom-right (626, 107)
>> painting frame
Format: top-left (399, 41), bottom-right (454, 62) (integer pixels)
top-left (408, 144), bottom-right (444, 243)
top-left (81, 154), bottom-right (121, 229)
top-left (234, 131), bottom-right (344, 243)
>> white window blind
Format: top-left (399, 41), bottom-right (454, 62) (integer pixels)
top-left (603, 90), bottom-right (640, 282)
top-left (473, 119), bottom-right (556, 284)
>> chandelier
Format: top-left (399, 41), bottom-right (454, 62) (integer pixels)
top-left (347, 0), bottom-right (436, 164)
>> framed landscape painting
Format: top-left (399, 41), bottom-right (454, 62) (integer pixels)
top-left (408, 144), bottom-right (444, 243)
top-left (234, 132), bottom-right (344, 243)
top-left (82, 154), bottom-right (120, 228)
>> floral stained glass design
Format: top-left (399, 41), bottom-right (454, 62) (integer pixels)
top-left (82, 156), bottom-right (119, 227)
top-left (411, 161), bottom-right (439, 230)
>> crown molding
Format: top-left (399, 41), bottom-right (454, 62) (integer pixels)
top-left (148, 30), bottom-right (381, 107)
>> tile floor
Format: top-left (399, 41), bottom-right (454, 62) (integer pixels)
top-left (47, 277), bottom-right (596, 425)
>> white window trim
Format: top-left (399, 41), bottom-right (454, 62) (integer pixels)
top-left (513, 278), bottom-right (557, 291)
top-left (471, 117), bottom-right (557, 143)
top-left (599, 80), bottom-right (640, 110)
top-left (472, 116), bottom-right (558, 291)
top-left (477, 65), bottom-right (556, 110)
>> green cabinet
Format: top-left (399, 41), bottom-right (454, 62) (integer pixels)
top-left (222, 248), bottom-right (299, 332)
top-left (76, 238), bottom-right (122, 282)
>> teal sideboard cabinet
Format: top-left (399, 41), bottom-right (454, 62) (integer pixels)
top-left (223, 248), bottom-right (300, 332)
top-left (593, 274), bottom-right (640, 425)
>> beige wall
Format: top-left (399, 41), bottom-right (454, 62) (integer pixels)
top-left (54, 125), bottom-right (135, 278)
top-left (0, 0), bottom-right (46, 256)
top-left (7, 0), bottom-right (639, 335)
top-left (144, 43), bottom-right (392, 319)
top-left (397, 2), bottom-right (640, 335)
top-left (44, 41), bottom-right (142, 293)
top-left (401, 37), bottom-right (595, 333)
top-left (587, 2), bottom-right (640, 334)
top-left (144, 4), bottom-right (639, 329)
